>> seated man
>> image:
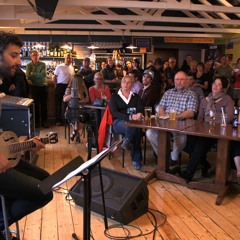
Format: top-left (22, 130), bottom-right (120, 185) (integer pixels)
top-left (0, 31), bottom-right (53, 239)
top-left (146, 71), bottom-right (198, 165)
top-left (138, 69), bottom-right (160, 112)
top-left (109, 75), bottom-right (143, 170)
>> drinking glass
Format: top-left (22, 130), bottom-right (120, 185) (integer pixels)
top-left (169, 109), bottom-right (176, 120)
top-left (144, 107), bottom-right (152, 121)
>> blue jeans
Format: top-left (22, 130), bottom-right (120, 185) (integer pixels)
top-left (113, 119), bottom-right (142, 162)
top-left (0, 160), bottom-right (53, 229)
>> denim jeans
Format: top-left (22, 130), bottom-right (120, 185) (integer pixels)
top-left (0, 160), bottom-right (53, 229)
top-left (113, 119), bottom-right (142, 162)
top-left (146, 129), bottom-right (187, 161)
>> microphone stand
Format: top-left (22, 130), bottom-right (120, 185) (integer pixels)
top-left (72, 109), bottom-right (109, 240)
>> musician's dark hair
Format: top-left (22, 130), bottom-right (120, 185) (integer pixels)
top-left (0, 31), bottom-right (23, 56)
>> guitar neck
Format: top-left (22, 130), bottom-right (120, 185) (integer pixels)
top-left (9, 137), bottom-right (49, 154)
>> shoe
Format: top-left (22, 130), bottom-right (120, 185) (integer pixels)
top-left (0, 229), bottom-right (19, 240)
top-left (132, 161), bottom-right (142, 170)
top-left (121, 138), bottom-right (130, 151)
top-left (180, 170), bottom-right (194, 183)
top-left (169, 157), bottom-right (179, 167)
top-left (201, 161), bottom-right (211, 177)
top-left (42, 122), bottom-right (49, 128)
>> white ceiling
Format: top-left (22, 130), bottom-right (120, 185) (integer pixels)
top-left (0, 0), bottom-right (240, 40)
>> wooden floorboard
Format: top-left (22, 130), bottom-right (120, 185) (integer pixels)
top-left (13, 124), bottom-right (240, 240)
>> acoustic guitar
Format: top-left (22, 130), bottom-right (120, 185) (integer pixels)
top-left (0, 131), bottom-right (58, 168)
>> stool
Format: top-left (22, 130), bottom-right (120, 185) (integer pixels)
top-left (0, 195), bottom-right (20, 240)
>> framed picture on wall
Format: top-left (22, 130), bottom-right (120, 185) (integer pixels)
top-left (132, 37), bottom-right (153, 53)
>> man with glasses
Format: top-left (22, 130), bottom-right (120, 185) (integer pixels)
top-left (164, 57), bottom-right (180, 91)
top-left (146, 71), bottom-right (198, 165)
top-left (26, 49), bottom-right (48, 128)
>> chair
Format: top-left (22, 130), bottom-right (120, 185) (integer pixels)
top-left (0, 195), bottom-right (20, 240)
top-left (108, 125), bottom-right (125, 167)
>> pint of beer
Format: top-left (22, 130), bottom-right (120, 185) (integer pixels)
top-left (144, 107), bottom-right (152, 120)
top-left (169, 109), bottom-right (176, 120)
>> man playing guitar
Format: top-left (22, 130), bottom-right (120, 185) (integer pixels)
top-left (0, 31), bottom-right (53, 240)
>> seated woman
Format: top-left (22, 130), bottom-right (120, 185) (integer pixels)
top-left (63, 74), bottom-right (89, 142)
top-left (89, 72), bottom-right (111, 104)
top-left (63, 74), bottom-right (89, 103)
top-left (109, 75), bottom-right (143, 170)
top-left (182, 76), bottom-right (234, 181)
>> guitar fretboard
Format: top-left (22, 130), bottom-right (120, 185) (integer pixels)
top-left (9, 138), bottom-right (49, 154)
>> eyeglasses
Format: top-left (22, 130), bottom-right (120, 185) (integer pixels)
top-left (31, 54), bottom-right (39, 57)
top-left (95, 78), bottom-right (103, 80)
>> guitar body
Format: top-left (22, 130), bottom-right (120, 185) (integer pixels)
top-left (0, 131), bottom-right (58, 169)
top-left (0, 131), bottom-right (21, 168)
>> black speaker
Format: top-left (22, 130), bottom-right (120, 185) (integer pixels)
top-left (35, 0), bottom-right (58, 20)
top-left (69, 167), bottom-right (149, 224)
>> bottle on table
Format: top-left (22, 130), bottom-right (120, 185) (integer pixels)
top-left (232, 106), bottom-right (238, 128)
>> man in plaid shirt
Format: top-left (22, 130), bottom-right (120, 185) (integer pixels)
top-left (146, 71), bottom-right (198, 165)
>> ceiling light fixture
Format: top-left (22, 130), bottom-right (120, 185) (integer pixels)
top-left (126, 44), bottom-right (137, 49)
top-left (87, 31), bottom-right (99, 49)
top-left (60, 42), bottom-right (72, 50)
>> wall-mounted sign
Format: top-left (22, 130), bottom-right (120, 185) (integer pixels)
top-left (132, 37), bottom-right (153, 53)
top-left (164, 37), bottom-right (215, 44)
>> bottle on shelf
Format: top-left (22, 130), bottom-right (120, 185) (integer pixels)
top-left (232, 106), bottom-right (239, 128)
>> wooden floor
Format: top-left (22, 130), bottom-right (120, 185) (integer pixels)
top-left (14, 123), bottom-right (240, 240)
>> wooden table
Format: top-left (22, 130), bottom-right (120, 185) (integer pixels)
top-left (181, 122), bottom-right (240, 205)
top-left (126, 118), bottom-right (240, 205)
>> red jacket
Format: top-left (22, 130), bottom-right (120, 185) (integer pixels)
top-left (98, 106), bottom-right (113, 152)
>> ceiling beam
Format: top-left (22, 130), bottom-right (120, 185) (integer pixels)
top-left (0, 27), bottom-right (223, 38)
top-left (2, 13), bottom-right (240, 25)
top-left (1, 0), bottom-right (240, 14)
top-left (0, 22), bottom-right (238, 34)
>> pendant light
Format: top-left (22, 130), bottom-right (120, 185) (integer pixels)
top-left (60, 42), bottom-right (72, 50)
top-left (87, 31), bottom-right (99, 49)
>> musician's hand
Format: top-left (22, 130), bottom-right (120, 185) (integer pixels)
top-left (31, 137), bottom-right (45, 152)
top-left (0, 153), bottom-right (9, 173)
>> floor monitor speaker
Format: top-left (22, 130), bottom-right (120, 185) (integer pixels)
top-left (69, 167), bottom-right (149, 224)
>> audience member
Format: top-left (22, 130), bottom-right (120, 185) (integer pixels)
top-left (230, 141), bottom-right (240, 183)
top-left (53, 53), bottom-right (75, 126)
top-left (63, 74), bottom-right (89, 104)
top-left (182, 76), bottom-right (234, 181)
top-left (204, 60), bottom-right (214, 96)
top-left (195, 62), bottom-right (209, 96)
top-left (89, 72), bottom-right (111, 103)
top-left (138, 69), bottom-right (159, 111)
top-left (146, 71), bottom-right (198, 165)
top-left (132, 58), bottom-right (144, 76)
top-left (109, 75), bottom-right (143, 170)
top-left (231, 57), bottom-right (240, 103)
top-left (123, 60), bottom-right (133, 76)
top-left (77, 57), bottom-right (94, 89)
top-left (129, 69), bottom-right (143, 94)
top-left (164, 57), bottom-right (180, 91)
top-left (181, 54), bottom-right (193, 73)
top-left (188, 60), bottom-right (198, 75)
top-left (101, 57), bottom-right (120, 92)
top-left (215, 55), bottom-right (233, 96)
top-left (186, 73), bottom-right (204, 112)
top-left (26, 49), bottom-right (48, 128)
